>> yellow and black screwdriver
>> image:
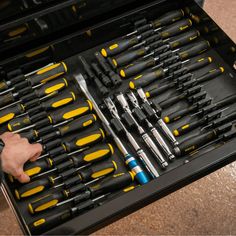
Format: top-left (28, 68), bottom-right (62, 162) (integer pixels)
top-left (144, 57), bottom-right (213, 98)
top-left (174, 122), bottom-right (233, 156)
top-left (20, 113), bottom-right (97, 143)
top-left (111, 18), bottom-right (193, 68)
top-left (119, 29), bottom-right (200, 78)
top-left (28, 172), bottom-right (134, 233)
top-left (0, 91), bottom-right (76, 125)
top-left (101, 9), bottom-right (185, 57)
top-left (7, 100), bottom-right (93, 132)
top-left (0, 77), bottom-right (68, 108)
top-left (21, 142), bottom-right (114, 181)
top-left (15, 160), bottom-right (117, 199)
top-left (129, 42), bottom-right (210, 90)
top-left (0, 62), bottom-right (67, 94)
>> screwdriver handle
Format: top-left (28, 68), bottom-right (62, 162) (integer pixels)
top-left (48, 100), bottom-right (93, 124)
top-left (178, 40), bottom-right (210, 60)
top-left (216, 94), bottom-right (236, 109)
top-left (0, 92), bottom-right (16, 108)
top-left (145, 82), bottom-right (175, 98)
top-left (197, 67), bottom-right (224, 84)
top-left (28, 62), bottom-right (67, 86)
top-left (0, 104), bottom-right (25, 125)
top-left (152, 9), bottom-right (185, 28)
top-left (129, 68), bottom-right (165, 89)
top-left (64, 127), bottom-right (105, 152)
top-left (0, 80), bottom-right (9, 92)
top-left (160, 93), bottom-right (186, 108)
top-left (168, 29), bottom-right (200, 49)
top-left (20, 129), bottom-right (39, 142)
top-left (160, 18), bottom-right (192, 39)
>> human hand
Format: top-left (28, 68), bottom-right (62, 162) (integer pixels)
top-left (0, 132), bottom-right (42, 183)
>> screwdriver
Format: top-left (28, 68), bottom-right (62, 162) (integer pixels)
top-left (16, 156), bottom-right (116, 199)
top-left (104, 97), bottom-right (160, 177)
top-left (174, 122), bottom-right (233, 156)
top-left (129, 40), bottom-right (210, 89)
top-left (21, 142), bottom-right (113, 181)
top-left (7, 100), bottom-right (93, 132)
top-left (79, 56), bottom-right (109, 96)
top-left (173, 110), bottom-right (223, 137)
top-left (28, 172), bottom-right (134, 232)
top-left (159, 85), bottom-right (203, 109)
top-left (75, 74), bottom-right (150, 185)
top-left (0, 62), bottom-right (67, 94)
top-left (127, 91), bottom-right (175, 161)
top-left (137, 88), bottom-right (179, 146)
top-left (39, 126), bottom-right (106, 159)
top-left (127, 9), bottom-right (185, 37)
top-left (0, 91), bottom-right (76, 125)
top-left (101, 9), bottom-right (185, 57)
top-left (119, 29), bottom-right (200, 78)
top-left (0, 77), bottom-right (68, 108)
top-left (164, 98), bottom-right (212, 124)
top-left (22, 113), bottom-right (97, 143)
top-left (144, 57), bottom-right (212, 98)
top-left (112, 19), bottom-right (193, 68)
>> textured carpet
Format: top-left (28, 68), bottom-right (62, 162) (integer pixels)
top-left (0, 0), bottom-right (235, 235)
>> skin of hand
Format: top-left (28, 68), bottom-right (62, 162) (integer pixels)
top-left (0, 132), bottom-right (42, 183)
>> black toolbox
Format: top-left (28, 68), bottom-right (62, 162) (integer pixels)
top-left (0, 0), bottom-right (236, 235)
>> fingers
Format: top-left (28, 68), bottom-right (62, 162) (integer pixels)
top-left (0, 132), bottom-right (14, 141)
top-left (29, 143), bottom-right (43, 160)
top-left (16, 171), bottom-right (30, 183)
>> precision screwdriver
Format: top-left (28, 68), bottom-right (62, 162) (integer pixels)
top-left (116, 92), bottom-right (168, 168)
top-left (129, 40), bottom-right (210, 89)
top-left (21, 113), bottom-right (97, 143)
top-left (104, 97), bottom-right (159, 177)
top-left (144, 57), bottom-right (213, 98)
top-left (174, 122), bottom-right (233, 156)
top-left (174, 94), bottom-right (236, 136)
top-left (137, 88), bottom-right (179, 146)
top-left (0, 62), bottom-right (67, 94)
top-left (119, 29), bottom-right (200, 78)
top-left (16, 158), bottom-right (116, 200)
top-left (28, 172), bottom-right (134, 232)
top-left (0, 77), bottom-right (68, 108)
top-left (7, 100), bottom-right (93, 132)
top-left (75, 74), bottom-right (150, 185)
top-left (127, 9), bottom-right (185, 37)
top-left (112, 19), bottom-right (193, 68)
top-left (127, 91), bottom-right (175, 161)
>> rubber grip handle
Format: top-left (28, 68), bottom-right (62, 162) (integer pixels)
top-left (70, 142), bottom-right (114, 167)
top-left (63, 127), bottom-right (105, 152)
top-left (152, 9), bottom-right (185, 28)
top-left (101, 36), bottom-right (139, 57)
top-left (119, 57), bottom-right (156, 78)
top-left (175, 130), bottom-right (218, 156)
top-left (0, 92), bottom-right (15, 107)
top-left (7, 114), bottom-right (31, 131)
top-left (112, 47), bottom-right (148, 68)
top-left (28, 191), bottom-right (64, 214)
top-left (35, 77), bottom-right (68, 97)
top-left (0, 104), bottom-right (25, 125)
top-left (169, 29), bottom-right (200, 49)
top-left (197, 67), bottom-right (224, 84)
top-left (216, 94), bottom-right (236, 109)
top-left (185, 57), bottom-right (213, 73)
top-left (20, 129), bottom-right (39, 142)
top-left (0, 80), bottom-right (9, 92)
top-left (23, 158), bottom-right (52, 177)
top-left (160, 93), bottom-right (186, 108)
top-left (160, 18), bottom-right (192, 39)
top-left (28, 62), bottom-right (67, 86)
top-left (48, 100), bottom-right (93, 124)
top-left (15, 177), bottom-right (52, 199)
top-left (178, 40), bottom-right (210, 60)
top-left (146, 82), bottom-right (175, 98)
top-left (129, 68), bottom-right (165, 89)
top-left (89, 171), bottom-right (135, 196)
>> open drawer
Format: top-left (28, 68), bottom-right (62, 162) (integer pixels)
top-left (0, 0), bottom-right (236, 235)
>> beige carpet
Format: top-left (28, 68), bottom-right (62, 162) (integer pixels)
top-left (0, 0), bottom-right (235, 235)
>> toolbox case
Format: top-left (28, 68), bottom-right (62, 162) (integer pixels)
top-left (0, 0), bottom-right (236, 235)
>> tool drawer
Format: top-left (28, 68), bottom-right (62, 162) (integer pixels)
top-left (0, 0), bottom-right (235, 235)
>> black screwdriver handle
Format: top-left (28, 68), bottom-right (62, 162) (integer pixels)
top-left (152, 9), bottom-right (185, 28)
top-left (145, 82), bottom-right (176, 98)
top-left (197, 67), bottom-right (224, 83)
top-left (216, 94), bottom-right (236, 109)
top-left (178, 40), bottom-right (210, 60)
top-left (0, 92), bottom-right (16, 107)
